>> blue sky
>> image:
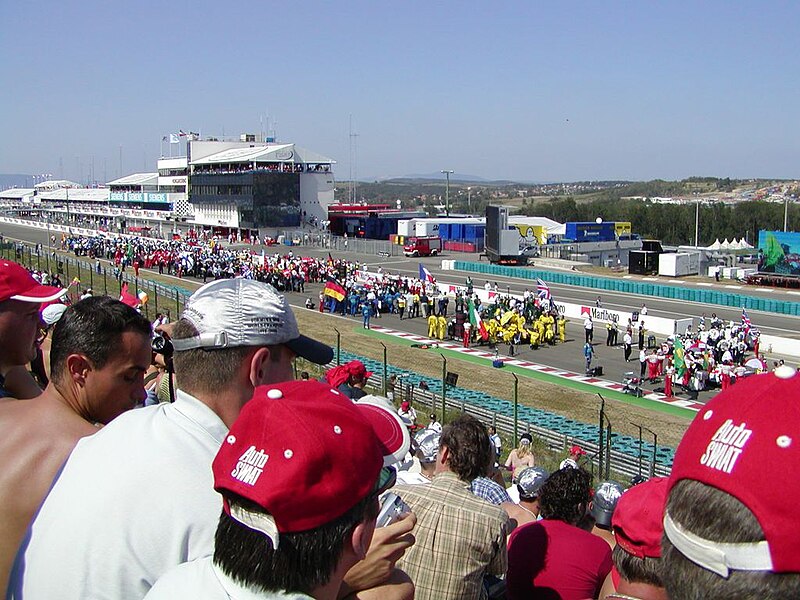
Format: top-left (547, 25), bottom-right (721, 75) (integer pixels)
top-left (1, 1), bottom-right (798, 183)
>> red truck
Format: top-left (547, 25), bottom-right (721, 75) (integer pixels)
top-left (403, 236), bottom-right (442, 257)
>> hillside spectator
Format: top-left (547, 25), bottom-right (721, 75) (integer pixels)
top-left (505, 433), bottom-right (536, 482)
top-left (503, 467), bottom-right (549, 526)
top-left (393, 414), bottom-right (510, 600)
top-left (589, 481), bottom-right (625, 550)
top-left (598, 477), bottom-right (669, 600)
top-left (507, 468), bottom-right (612, 600)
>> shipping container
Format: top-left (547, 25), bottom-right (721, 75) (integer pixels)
top-left (658, 252), bottom-right (700, 277)
top-left (629, 250), bottom-right (659, 275)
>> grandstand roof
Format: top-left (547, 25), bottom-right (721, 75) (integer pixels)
top-left (191, 143), bottom-right (334, 166)
top-left (107, 172), bottom-right (158, 187)
top-left (34, 180), bottom-right (81, 190)
top-left (0, 188), bottom-right (36, 200)
top-left (38, 188), bottom-right (110, 202)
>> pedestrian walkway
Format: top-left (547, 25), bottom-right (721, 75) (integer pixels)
top-left (369, 324), bottom-right (705, 413)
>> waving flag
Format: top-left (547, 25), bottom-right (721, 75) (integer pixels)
top-left (673, 337), bottom-right (686, 377)
top-left (741, 308), bottom-right (752, 332)
top-left (419, 263), bottom-right (436, 284)
top-left (536, 278), bottom-right (551, 300)
top-left (323, 278), bottom-right (346, 302)
top-left (468, 298), bottom-right (489, 341)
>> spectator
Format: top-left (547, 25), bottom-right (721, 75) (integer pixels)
top-left (11, 279), bottom-right (420, 600)
top-left (426, 412), bottom-right (442, 433)
top-left (661, 366), bottom-right (800, 599)
top-left (599, 477), bottom-right (669, 600)
top-left (325, 360), bottom-right (372, 400)
top-left (560, 444), bottom-right (587, 470)
top-left (503, 467), bottom-right (549, 526)
top-left (0, 260), bottom-right (66, 398)
top-left (505, 433), bottom-right (536, 482)
top-left (393, 414), bottom-right (510, 600)
top-left (397, 428), bottom-right (440, 485)
top-left (0, 297), bottom-right (151, 592)
top-left (471, 436), bottom-right (513, 506)
top-left (488, 425), bottom-right (502, 462)
top-left (398, 400), bottom-right (417, 428)
top-left (144, 380), bottom-right (413, 600)
top-left (507, 468), bottom-right (612, 600)
top-left (589, 481), bottom-right (625, 550)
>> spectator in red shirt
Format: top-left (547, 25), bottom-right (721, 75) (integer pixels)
top-left (506, 468), bottom-right (612, 600)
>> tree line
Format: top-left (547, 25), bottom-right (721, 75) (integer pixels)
top-left (519, 197), bottom-right (797, 246)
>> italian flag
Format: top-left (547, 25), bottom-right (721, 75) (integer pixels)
top-left (468, 299), bottom-right (488, 341)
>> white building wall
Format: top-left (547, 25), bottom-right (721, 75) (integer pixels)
top-left (191, 203), bottom-right (240, 228)
top-left (299, 171), bottom-right (334, 225)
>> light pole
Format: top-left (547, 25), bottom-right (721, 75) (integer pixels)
top-left (441, 170), bottom-right (453, 217)
top-left (467, 186), bottom-right (472, 213)
top-left (784, 196), bottom-right (790, 232)
top-left (693, 192), bottom-right (700, 248)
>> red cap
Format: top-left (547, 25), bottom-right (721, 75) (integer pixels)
top-left (570, 445), bottom-right (586, 456)
top-left (665, 367), bottom-right (800, 574)
top-left (612, 477), bottom-right (668, 559)
top-left (348, 360), bottom-right (373, 380)
top-left (213, 380), bottom-right (408, 545)
top-left (0, 261), bottom-right (66, 303)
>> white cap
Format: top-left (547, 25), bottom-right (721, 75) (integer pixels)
top-left (171, 279), bottom-right (333, 365)
top-left (41, 303), bottom-right (68, 326)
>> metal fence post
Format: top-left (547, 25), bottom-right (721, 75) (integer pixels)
top-left (644, 427), bottom-right (657, 478)
top-left (512, 373), bottom-right (519, 444)
top-left (380, 342), bottom-right (387, 396)
top-left (598, 394), bottom-right (605, 479)
top-left (630, 422), bottom-right (643, 477)
top-left (440, 353), bottom-right (447, 424)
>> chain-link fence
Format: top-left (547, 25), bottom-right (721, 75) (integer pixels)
top-left (1, 240), bottom-right (191, 321)
top-left (3, 237), bottom-right (672, 481)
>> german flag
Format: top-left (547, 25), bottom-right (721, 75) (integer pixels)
top-left (323, 278), bottom-right (346, 302)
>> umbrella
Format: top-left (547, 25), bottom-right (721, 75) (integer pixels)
top-left (745, 357), bottom-right (767, 371)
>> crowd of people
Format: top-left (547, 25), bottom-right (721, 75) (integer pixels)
top-left (0, 257), bottom-right (798, 599)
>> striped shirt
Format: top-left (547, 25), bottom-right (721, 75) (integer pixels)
top-left (394, 471), bottom-right (509, 600)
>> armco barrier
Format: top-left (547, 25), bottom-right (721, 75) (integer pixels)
top-left (453, 261), bottom-right (800, 316)
top-left (335, 350), bottom-right (673, 479)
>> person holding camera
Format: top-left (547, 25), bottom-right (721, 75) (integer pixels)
top-left (13, 279), bottom-right (414, 600)
top-left (145, 380), bottom-right (410, 600)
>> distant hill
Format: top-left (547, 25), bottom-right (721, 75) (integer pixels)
top-left (372, 173), bottom-right (524, 186)
top-left (0, 174), bottom-right (32, 190)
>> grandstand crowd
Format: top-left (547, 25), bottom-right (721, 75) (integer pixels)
top-left (0, 233), bottom-right (795, 599)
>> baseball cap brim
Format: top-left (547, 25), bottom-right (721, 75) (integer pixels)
top-left (11, 286), bottom-right (67, 303)
top-left (285, 334), bottom-right (334, 365)
top-left (355, 398), bottom-right (411, 466)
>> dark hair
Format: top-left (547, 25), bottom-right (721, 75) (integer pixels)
top-left (612, 545), bottom-right (663, 587)
top-left (214, 491), bottom-right (379, 593)
top-left (662, 479), bottom-right (800, 599)
top-left (440, 414), bottom-right (491, 482)
top-left (538, 467), bottom-right (592, 524)
top-left (171, 318), bottom-right (282, 394)
top-left (50, 296), bottom-right (151, 384)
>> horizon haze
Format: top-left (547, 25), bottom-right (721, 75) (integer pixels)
top-left (1, 1), bottom-right (798, 185)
